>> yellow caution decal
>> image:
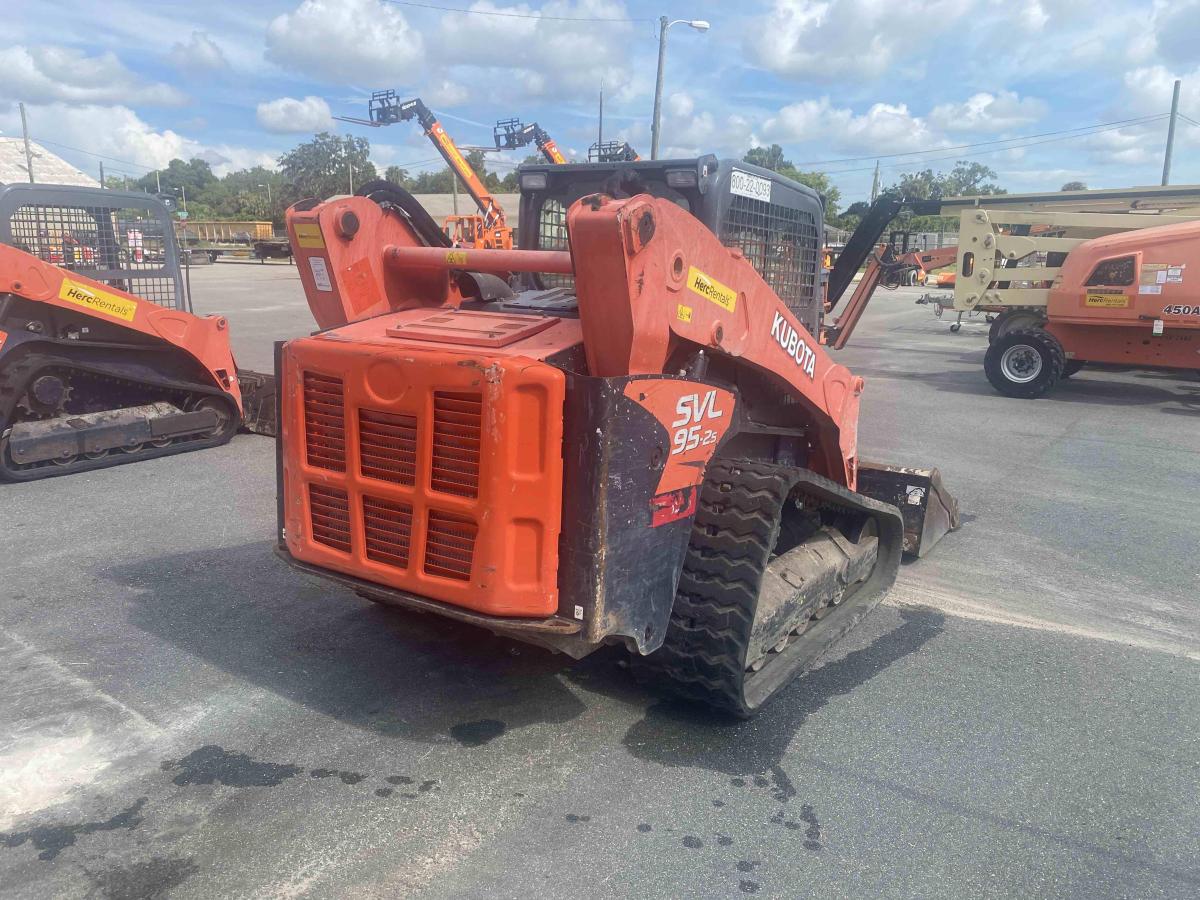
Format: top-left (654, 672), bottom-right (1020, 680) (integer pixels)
top-left (676, 304), bottom-right (693, 322)
top-left (445, 250), bottom-right (469, 265)
top-left (687, 266), bottom-right (737, 312)
top-left (58, 278), bottom-right (138, 322)
top-left (293, 223), bottom-right (326, 249)
top-left (1085, 292), bottom-right (1129, 308)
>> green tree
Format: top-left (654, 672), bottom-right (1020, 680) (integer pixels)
top-left (1061, 180), bottom-right (1088, 191)
top-left (742, 144), bottom-right (841, 217)
top-left (136, 158), bottom-right (217, 198)
top-left (278, 132), bottom-right (377, 201)
top-left (384, 165), bottom-right (412, 187)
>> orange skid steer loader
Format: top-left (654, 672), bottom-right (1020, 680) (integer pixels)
top-left (274, 161), bottom-right (957, 716)
top-left (0, 185), bottom-right (260, 481)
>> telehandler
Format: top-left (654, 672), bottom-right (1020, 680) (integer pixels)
top-left (274, 158), bottom-right (957, 716)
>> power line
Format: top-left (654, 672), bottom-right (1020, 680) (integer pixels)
top-left (32, 137), bottom-right (159, 172)
top-left (1179, 113), bottom-right (1200, 128)
top-left (381, 0), bottom-right (649, 22)
top-left (791, 114), bottom-right (1169, 167)
top-left (821, 117), bottom-right (1171, 176)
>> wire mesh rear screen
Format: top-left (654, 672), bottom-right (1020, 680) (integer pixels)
top-left (7, 202), bottom-right (181, 308)
top-left (718, 194), bottom-right (819, 318)
top-left (535, 199), bottom-right (574, 291)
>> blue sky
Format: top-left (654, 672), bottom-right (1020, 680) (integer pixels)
top-left (3, 0), bottom-right (1198, 202)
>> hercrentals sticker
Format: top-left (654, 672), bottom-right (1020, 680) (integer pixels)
top-left (770, 310), bottom-right (816, 379)
top-left (687, 266), bottom-right (737, 312)
top-left (58, 278), bottom-right (138, 322)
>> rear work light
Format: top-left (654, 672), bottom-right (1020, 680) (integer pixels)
top-left (521, 172), bottom-right (549, 191)
top-left (666, 169), bottom-right (698, 188)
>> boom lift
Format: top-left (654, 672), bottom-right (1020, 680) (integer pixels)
top-left (0, 184), bottom-right (255, 480)
top-left (493, 118), bottom-right (567, 164)
top-left (360, 91), bottom-right (513, 250)
top-left (275, 157), bottom-right (957, 716)
top-left (823, 185), bottom-right (1200, 396)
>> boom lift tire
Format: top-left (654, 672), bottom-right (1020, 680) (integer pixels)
top-left (988, 310), bottom-right (1046, 344)
top-left (631, 458), bottom-right (898, 718)
top-left (1062, 359), bottom-right (1086, 378)
top-left (984, 329), bottom-right (1065, 398)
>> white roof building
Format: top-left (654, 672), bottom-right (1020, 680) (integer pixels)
top-left (0, 137), bottom-right (99, 187)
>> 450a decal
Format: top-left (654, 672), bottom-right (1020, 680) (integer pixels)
top-left (1162, 304), bottom-right (1200, 316)
top-left (671, 389), bottom-right (725, 455)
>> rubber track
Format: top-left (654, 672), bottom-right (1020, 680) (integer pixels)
top-left (631, 458), bottom-right (797, 717)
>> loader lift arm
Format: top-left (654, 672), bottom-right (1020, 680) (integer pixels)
top-left (494, 118), bottom-right (567, 164)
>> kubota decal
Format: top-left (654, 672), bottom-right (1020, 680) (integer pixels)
top-left (769, 311), bottom-right (817, 379)
top-left (687, 266), bottom-right (737, 312)
top-left (58, 278), bottom-right (138, 322)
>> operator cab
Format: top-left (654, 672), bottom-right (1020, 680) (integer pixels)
top-left (512, 157), bottom-right (827, 337)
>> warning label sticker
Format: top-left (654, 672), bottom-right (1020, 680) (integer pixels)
top-left (58, 278), bottom-right (138, 322)
top-left (687, 266), bottom-right (737, 312)
top-left (308, 256), bottom-right (333, 292)
top-left (445, 250), bottom-right (468, 265)
top-left (1085, 292), bottom-right (1130, 308)
top-left (676, 304), bottom-right (693, 322)
top-left (293, 223), bottom-right (326, 249)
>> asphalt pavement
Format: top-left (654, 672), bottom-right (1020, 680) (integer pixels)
top-left (2, 262), bottom-right (1197, 899)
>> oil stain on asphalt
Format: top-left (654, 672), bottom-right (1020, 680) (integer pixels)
top-left (1, 798), bottom-right (147, 861)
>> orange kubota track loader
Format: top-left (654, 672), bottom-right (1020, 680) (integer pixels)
top-left (274, 158), bottom-right (957, 716)
top-left (0, 184), bottom-right (248, 481)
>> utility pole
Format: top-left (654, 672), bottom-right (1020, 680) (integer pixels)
top-left (870, 160), bottom-right (881, 203)
top-left (348, 160), bottom-right (354, 195)
top-left (156, 170), bottom-right (161, 193)
top-left (99, 161), bottom-right (105, 188)
top-left (18, 102), bottom-right (35, 183)
top-left (651, 17), bottom-right (668, 159)
top-left (1162, 79), bottom-right (1181, 186)
top-left (452, 174), bottom-right (459, 215)
top-left (598, 82), bottom-right (604, 149)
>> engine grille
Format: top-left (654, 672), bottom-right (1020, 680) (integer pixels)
top-left (303, 373), bottom-right (346, 472)
top-left (430, 392), bottom-right (482, 497)
top-left (424, 510), bottom-right (478, 581)
top-left (309, 484), bottom-right (351, 552)
top-left (362, 495), bottom-right (413, 569)
top-left (359, 408), bottom-right (417, 485)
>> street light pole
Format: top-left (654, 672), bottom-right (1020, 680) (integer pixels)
top-left (650, 17), bottom-right (710, 160)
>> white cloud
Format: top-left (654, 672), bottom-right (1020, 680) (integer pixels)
top-left (0, 103), bottom-right (276, 178)
top-left (1152, 0), bottom-right (1200, 68)
top-left (764, 98), bottom-right (947, 155)
top-left (425, 78), bottom-right (469, 108)
top-left (435, 1), bottom-right (643, 103)
top-left (256, 96), bottom-right (333, 134)
top-left (169, 31), bottom-right (229, 74)
top-left (748, 0), bottom-right (969, 80)
top-left (929, 91), bottom-right (1048, 133)
top-left (0, 44), bottom-right (186, 106)
top-left (266, 0), bottom-right (425, 85)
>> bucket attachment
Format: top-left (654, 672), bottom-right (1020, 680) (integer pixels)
top-left (856, 462), bottom-right (960, 558)
top-left (237, 371), bottom-right (277, 437)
